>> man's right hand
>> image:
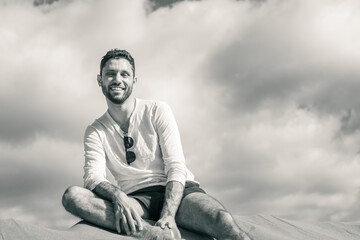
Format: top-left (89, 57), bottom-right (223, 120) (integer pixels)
top-left (112, 190), bottom-right (143, 235)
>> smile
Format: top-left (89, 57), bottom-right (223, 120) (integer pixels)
top-left (110, 86), bottom-right (125, 91)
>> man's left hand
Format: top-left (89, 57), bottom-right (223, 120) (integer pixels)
top-left (155, 215), bottom-right (181, 239)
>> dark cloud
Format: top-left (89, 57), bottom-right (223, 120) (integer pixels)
top-left (146, 0), bottom-right (188, 12)
top-left (33, 0), bottom-right (59, 6)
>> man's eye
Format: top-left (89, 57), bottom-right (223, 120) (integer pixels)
top-left (121, 73), bottom-right (129, 77)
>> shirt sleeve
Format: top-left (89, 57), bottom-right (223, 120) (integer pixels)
top-left (83, 125), bottom-right (110, 190)
top-left (154, 102), bottom-right (187, 186)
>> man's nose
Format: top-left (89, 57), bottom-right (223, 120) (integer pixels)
top-left (114, 72), bottom-right (123, 82)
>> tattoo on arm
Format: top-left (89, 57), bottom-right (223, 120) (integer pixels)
top-left (160, 181), bottom-right (185, 217)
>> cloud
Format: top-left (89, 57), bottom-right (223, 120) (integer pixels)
top-left (146, 0), bottom-right (192, 12)
top-left (1, 0), bottom-right (360, 230)
top-left (205, 0), bottom-right (360, 114)
top-left (0, 136), bottom-right (84, 228)
top-left (198, 106), bottom-right (360, 221)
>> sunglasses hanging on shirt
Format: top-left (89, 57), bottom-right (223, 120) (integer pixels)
top-left (124, 136), bottom-right (136, 164)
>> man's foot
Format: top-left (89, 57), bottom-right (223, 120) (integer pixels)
top-left (131, 223), bottom-right (181, 240)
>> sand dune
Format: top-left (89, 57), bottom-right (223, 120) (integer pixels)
top-left (235, 215), bottom-right (360, 240)
top-left (1, 215), bottom-right (360, 239)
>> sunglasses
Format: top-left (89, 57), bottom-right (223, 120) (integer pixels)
top-left (124, 136), bottom-right (136, 164)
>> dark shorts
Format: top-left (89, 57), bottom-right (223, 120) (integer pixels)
top-left (128, 181), bottom-right (206, 221)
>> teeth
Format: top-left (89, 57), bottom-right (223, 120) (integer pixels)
top-left (111, 86), bottom-right (125, 90)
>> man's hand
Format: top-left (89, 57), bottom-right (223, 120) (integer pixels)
top-left (112, 190), bottom-right (143, 235)
top-left (155, 215), bottom-right (181, 239)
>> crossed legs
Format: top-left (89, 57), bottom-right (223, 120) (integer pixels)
top-left (61, 186), bottom-right (178, 239)
top-left (175, 192), bottom-right (251, 240)
top-left (62, 186), bottom-right (250, 240)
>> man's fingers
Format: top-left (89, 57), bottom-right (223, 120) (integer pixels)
top-left (154, 220), bottom-right (162, 228)
top-left (123, 208), bottom-right (136, 234)
top-left (160, 221), bottom-right (166, 229)
top-left (132, 210), bottom-right (143, 231)
top-left (121, 212), bottom-right (131, 235)
top-left (166, 222), bottom-right (173, 229)
top-left (114, 205), bottom-right (122, 233)
top-left (155, 219), bottom-right (167, 229)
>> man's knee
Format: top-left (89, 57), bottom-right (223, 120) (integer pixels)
top-left (62, 186), bottom-right (85, 212)
top-left (214, 210), bottom-right (241, 236)
top-left (214, 210), bottom-right (233, 225)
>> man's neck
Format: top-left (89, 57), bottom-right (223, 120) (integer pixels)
top-left (107, 96), bottom-right (136, 133)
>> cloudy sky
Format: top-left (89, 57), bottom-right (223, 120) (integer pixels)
top-left (1, 0), bottom-right (360, 229)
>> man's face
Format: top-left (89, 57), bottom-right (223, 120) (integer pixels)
top-left (98, 58), bottom-right (136, 105)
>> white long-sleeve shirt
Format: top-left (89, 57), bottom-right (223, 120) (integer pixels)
top-left (83, 98), bottom-right (196, 194)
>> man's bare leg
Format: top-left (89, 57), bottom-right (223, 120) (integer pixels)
top-left (175, 192), bottom-right (252, 240)
top-left (62, 186), bottom-right (179, 239)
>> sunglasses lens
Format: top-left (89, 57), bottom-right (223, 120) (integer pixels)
top-left (124, 136), bottom-right (134, 149)
top-left (126, 151), bottom-right (136, 164)
top-left (124, 136), bottom-right (136, 164)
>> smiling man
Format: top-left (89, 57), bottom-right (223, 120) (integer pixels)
top-left (62, 49), bottom-right (251, 240)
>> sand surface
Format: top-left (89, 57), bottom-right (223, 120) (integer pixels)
top-left (1, 215), bottom-right (360, 239)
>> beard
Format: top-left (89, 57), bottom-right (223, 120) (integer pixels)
top-left (101, 83), bottom-right (133, 105)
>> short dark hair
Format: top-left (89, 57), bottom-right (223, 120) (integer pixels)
top-left (100, 49), bottom-right (135, 76)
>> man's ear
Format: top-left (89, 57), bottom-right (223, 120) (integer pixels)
top-left (133, 77), bottom-right (138, 84)
top-left (97, 74), bottom-right (102, 87)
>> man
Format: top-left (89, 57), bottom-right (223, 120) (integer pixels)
top-left (62, 49), bottom-right (251, 240)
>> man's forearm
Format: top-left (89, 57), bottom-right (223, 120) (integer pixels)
top-left (93, 181), bottom-right (144, 235)
top-left (93, 181), bottom-right (122, 202)
top-left (160, 181), bottom-right (184, 217)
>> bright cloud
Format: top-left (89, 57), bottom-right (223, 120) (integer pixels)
top-left (1, 0), bottom-right (360, 229)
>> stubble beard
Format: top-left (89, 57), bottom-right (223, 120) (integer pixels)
top-left (102, 84), bottom-right (133, 105)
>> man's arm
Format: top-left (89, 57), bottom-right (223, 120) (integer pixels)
top-left (84, 127), bottom-right (141, 234)
top-left (93, 181), bottom-right (143, 235)
top-left (154, 102), bottom-right (188, 186)
top-left (155, 181), bottom-right (183, 239)
top-left (153, 103), bottom-right (188, 237)
top-left (155, 181), bottom-right (184, 228)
